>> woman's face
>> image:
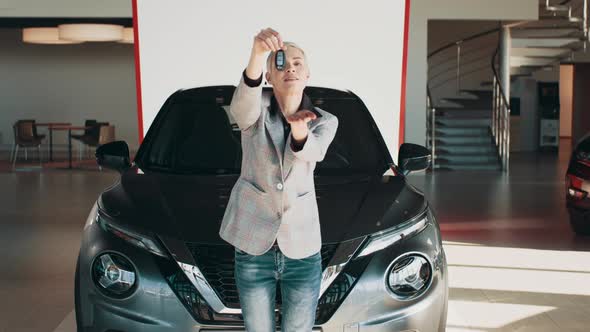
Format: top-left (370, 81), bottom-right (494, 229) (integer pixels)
top-left (266, 46), bottom-right (310, 96)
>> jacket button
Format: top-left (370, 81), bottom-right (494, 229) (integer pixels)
top-left (276, 183), bottom-right (284, 190)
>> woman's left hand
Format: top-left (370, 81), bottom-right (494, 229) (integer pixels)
top-left (287, 110), bottom-right (316, 141)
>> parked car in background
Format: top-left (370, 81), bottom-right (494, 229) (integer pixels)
top-left (75, 85), bottom-right (448, 331)
top-left (566, 133), bottom-right (590, 235)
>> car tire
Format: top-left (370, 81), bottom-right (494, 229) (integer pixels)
top-left (74, 254), bottom-right (85, 332)
top-left (570, 215), bottom-right (590, 236)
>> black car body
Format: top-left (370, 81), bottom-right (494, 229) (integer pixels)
top-left (75, 85), bottom-right (448, 331)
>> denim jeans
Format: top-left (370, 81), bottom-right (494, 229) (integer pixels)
top-left (234, 246), bottom-right (322, 332)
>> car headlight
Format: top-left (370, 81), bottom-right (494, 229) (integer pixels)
top-left (96, 210), bottom-right (169, 258)
top-left (92, 252), bottom-right (137, 297)
top-left (355, 213), bottom-right (428, 258)
top-left (387, 253), bottom-right (432, 300)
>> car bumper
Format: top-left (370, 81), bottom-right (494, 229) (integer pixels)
top-left (77, 207), bottom-right (447, 332)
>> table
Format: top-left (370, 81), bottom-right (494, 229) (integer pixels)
top-left (46, 125), bottom-right (92, 169)
top-left (35, 122), bottom-right (71, 161)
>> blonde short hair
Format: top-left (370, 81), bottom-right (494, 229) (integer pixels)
top-left (266, 41), bottom-right (309, 72)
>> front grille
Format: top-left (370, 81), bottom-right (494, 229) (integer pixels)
top-left (185, 244), bottom-right (240, 308)
top-left (184, 243), bottom-right (339, 309)
top-left (156, 242), bottom-right (372, 325)
top-left (156, 255), bottom-right (245, 324)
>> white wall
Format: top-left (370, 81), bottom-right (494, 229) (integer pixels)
top-left (0, 29), bottom-right (139, 154)
top-left (2, 0), bottom-right (541, 156)
top-left (136, 0), bottom-right (408, 160)
top-left (406, 0), bottom-right (538, 145)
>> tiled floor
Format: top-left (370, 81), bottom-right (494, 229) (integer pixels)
top-left (1, 139), bottom-right (588, 331)
top-left (406, 139), bottom-right (590, 332)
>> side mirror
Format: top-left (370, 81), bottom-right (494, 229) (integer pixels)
top-left (96, 141), bottom-right (131, 173)
top-left (398, 143), bottom-right (431, 175)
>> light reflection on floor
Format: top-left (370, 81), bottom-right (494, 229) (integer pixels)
top-left (443, 241), bottom-right (590, 331)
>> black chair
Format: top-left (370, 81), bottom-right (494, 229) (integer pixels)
top-left (79, 122), bottom-right (110, 159)
top-left (71, 120), bottom-right (97, 160)
top-left (12, 120), bottom-right (45, 169)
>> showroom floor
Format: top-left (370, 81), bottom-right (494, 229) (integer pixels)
top-left (1, 139), bottom-right (589, 332)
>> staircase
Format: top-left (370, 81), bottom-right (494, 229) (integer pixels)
top-left (434, 90), bottom-right (500, 170)
top-left (428, 0), bottom-right (588, 171)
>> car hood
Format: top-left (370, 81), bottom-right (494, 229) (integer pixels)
top-left (98, 166), bottom-right (427, 244)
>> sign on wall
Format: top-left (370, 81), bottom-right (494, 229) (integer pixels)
top-left (133, 0), bottom-right (410, 160)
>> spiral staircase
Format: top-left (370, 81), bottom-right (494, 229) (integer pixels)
top-left (427, 0), bottom-right (588, 171)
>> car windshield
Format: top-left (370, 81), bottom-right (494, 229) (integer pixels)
top-left (136, 86), bottom-right (391, 175)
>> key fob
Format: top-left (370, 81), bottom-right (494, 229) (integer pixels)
top-left (275, 50), bottom-right (285, 71)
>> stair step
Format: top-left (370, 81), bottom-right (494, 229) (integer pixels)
top-left (458, 89), bottom-right (493, 99)
top-left (511, 56), bottom-right (557, 67)
top-left (434, 162), bottom-right (501, 171)
top-left (512, 47), bottom-right (572, 57)
top-left (435, 109), bottom-right (491, 118)
top-left (537, 16), bottom-right (583, 23)
top-left (436, 141), bottom-right (496, 147)
top-left (436, 118), bottom-right (491, 127)
top-left (512, 37), bottom-right (580, 48)
top-left (436, 127), bottom-right (489, 136)
top-left (437, 145), bottom-right (496, 154)
top-left (439, 98), bottom-right (492, 108)
top-left (437, 156), bottom-right (497, 163)
top-left (436, 154), bottom-right (498, 163)
top-left (435, 136), bottom-right (492, 144)
top-left (543, 4), bottom-right (570, 12)
top-left (511, 28), bottom-right (579, 39)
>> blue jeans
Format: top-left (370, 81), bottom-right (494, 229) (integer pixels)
top-left (234, 246), bottom-right (322, 332)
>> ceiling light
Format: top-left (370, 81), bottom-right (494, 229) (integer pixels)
top-left (58, 24), bottom-right (124, 42)
top-left (22, 27), bottom-right (83, 44)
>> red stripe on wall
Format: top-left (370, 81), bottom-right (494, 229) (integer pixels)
top-left (132, 0), bottom-right (144, 144)
top-left (399, 0), bottom-right (411, 147)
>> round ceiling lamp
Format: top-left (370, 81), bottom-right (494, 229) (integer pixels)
top-left (58, 24), bottom-right (124, 42)
top-left (22, 27), bottom-right (83, 44)
top-left (118, 27), bottom-right (134, 44)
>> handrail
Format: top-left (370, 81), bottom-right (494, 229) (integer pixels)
top-left (429, 50), bottom-right (495, 87)
top-left (428, 27), bottom-right (500, 58)
top-left (429, 44), bottom-right (496, 80)
top-left (426, 87), bottom-right (435, 170)
top-left (430, 63), bottom-right (492, 91)
top-left (426, 27), bottom-right (502, 171)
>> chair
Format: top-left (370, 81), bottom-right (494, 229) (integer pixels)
top-left (79, 122), bottom-right (109, 159)
top-left (97, 125), bottom-right (116, 146)
top-left (12, 120), bottom-right (44, 169)
top-left (93, 125), bottom-right (116, 171)
top-left (71, 119), bottom-right (97, 160)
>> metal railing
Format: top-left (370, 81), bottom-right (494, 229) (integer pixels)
top-left (426, 88), bottom-right (435, 170)
top-left (426, 28), bottom-right (499, 171)
top-left (427, 0), bottom-right (588, 172)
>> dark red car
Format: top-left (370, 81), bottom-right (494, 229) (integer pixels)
top-left (566, 133), bottom-right (590, 235)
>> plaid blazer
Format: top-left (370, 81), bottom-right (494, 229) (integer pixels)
top-left (219, 76), bottom-right (338, 259)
